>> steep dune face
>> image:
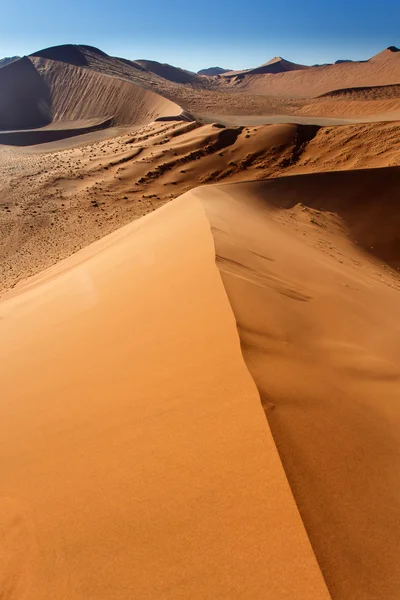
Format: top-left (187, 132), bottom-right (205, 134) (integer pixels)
top-left (0, 197), bottom-right (329, 599)
top-left (197, 176), bottom-right (400, 599)
top-left (31, 57), bottom-right (182, 125)
top-left (0, 54), bottom-right (182, 142)
top-left (0, 57), bottom-right (51, 129)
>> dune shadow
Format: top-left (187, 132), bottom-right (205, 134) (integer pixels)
top-left (240, 166), bottom-right (400, 269)
top-left (0, 57), bottom-right (52, 130)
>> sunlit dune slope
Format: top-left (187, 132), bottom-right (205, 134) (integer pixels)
top-left (223, 56), bottom-right (309, 77)
top-left (0, 197), bottom-right (329, 599)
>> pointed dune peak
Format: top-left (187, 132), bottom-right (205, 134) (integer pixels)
top-left (223, 56), bottom-right (309, 77)
top-left (264, 55), bottom-right (285, 64)
top-left (370, 46), bottom-right (400, 61)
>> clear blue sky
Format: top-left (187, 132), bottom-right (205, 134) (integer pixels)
top-left (1, 0), bottom-right (399, 71)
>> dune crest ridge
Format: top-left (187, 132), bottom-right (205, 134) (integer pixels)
top-left (0, 195), bottom-right (330, 599)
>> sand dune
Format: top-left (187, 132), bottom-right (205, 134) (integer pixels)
top-left (197, 66), bottom-right (231, 76)
top-left (3, 57), bottom-right (182, 135)
top-left (135, 59), bottom-right (201, 85)
top-left (234, 48), bottom-right (400, 98)
top-left (0, 57), bottom-right (51, 129)
top-left (0, 46), bottom-right (185, 144)
top-left (4, 118), bottom-right (400, 293)
top-left (194, 177), bottom-right (400, 599)
top-left (0, 55), bottom-right (20, 68)
top-left (318, 82), bottom-right (400, 100)
top-left (0, 195), bottom-right (329, 599)
top-left (223, 56), bottom-right (309, 77)
top-left (6, 43), bottom-right (400, 136)
top-left (2, 39), bottom-right (400, 600)
top-left (369, 45), bottom-right (400, 61)
top-left (31, 43), bottom-right (110, 66)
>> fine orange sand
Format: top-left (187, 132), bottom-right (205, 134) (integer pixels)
top-left (2, 41), bottom-right (400, 600)
top-left (0, 197), bottom-right (329, 599)
top-left (198, 179), bottom-right (400, 599)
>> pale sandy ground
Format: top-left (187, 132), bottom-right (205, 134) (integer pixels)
top-left (0, 196), bottom-right (329, 599)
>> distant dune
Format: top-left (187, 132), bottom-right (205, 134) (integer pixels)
top-left (233, 48), bottom-right (400, 97)
top-left (223, 56), bottom-right (309, 77)
top-left (0, 50), bottom-right (183, 143)
top-left (0, 57), bottom-right (51, 129)
top-left (31, 43), bottom-right (109, 66)
top-left (135, 59), bottom-right (202, 84)
top-left (3, 43), bottom-right (400, 144)
top-left (197, 66), bottom-right (231, 76)
top-left (0, 56), bottom-right (20, 68)
top-left (369, 45), bottom-right (400, 61)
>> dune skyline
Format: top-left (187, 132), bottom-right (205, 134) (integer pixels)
top-left (1, 10), bottom-right (400, 599)
top-left (2, 0), bottom-right (400, 70)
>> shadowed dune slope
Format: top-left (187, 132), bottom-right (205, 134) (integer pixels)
top-left (193, 175), bottom-right (400, 600)
top-left (0, 56), bottom-right (20, 68)
top-left (0, 197), bottom-right (329, 599)
top-left (198, 66), bottom-right (231, 76)
top-left (0, 57), bottom-right (51, 129)
top-left (135, 59), bottom-right (202, 85)
top-left (31, 44), bottom-right (109, 66)
top-left (241, 167), bottom-right (400, 268)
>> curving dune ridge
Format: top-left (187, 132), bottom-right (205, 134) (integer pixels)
top-left (0, 195), bottom-right (329, 599)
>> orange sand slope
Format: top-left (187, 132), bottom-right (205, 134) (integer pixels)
top-left (0, 197), bottom-right (329, 599)
top-left (194, 177), bottom-right (400, 600)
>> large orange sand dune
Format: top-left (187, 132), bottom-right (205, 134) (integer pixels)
top-left (0, 196), bottom-right (329, 599)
